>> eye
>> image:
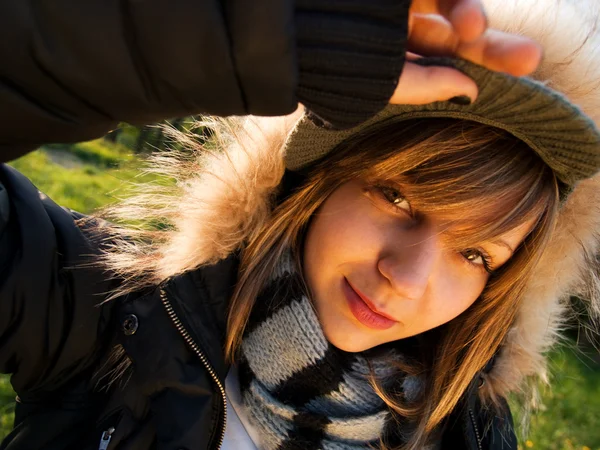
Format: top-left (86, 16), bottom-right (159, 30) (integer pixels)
top-left (376, 185), bottom-right (413, 216)
top-left (461, 248), bottom-right (494, 274)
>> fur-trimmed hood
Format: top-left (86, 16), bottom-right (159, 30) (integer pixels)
top-left (106, 0), bottom-right (600, 404)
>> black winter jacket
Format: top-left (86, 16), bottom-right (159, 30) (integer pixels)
top-left (0, 0), bottom-right (518, 448)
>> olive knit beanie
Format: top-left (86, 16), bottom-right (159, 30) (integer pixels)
top-left (284, 57), bottom-right (600, 189)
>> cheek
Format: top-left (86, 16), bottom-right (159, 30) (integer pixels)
top-left (307, 210), bottom-right (372, 256)
top-left (423, 265), bottom-right (487, 325)
top-left (304, 186), bottom-right (383, 276)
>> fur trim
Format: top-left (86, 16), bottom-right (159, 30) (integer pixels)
top-left (102, 112), bottom-right (300, 291)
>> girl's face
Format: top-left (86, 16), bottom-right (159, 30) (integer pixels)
top-left (303, 178), bottom-right (535, 352)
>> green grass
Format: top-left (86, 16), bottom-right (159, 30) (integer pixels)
top-left (0, 376), bottom-right (14, 441)
top-left (1, 139), bottom-right (600, 447)
top-left (10, 140), bottom-right (144, 213)
top-left (512, 346), bottom-right (600, 450)
top-left (45, 139), bottom-right (134, 168)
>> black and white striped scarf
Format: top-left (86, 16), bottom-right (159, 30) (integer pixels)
top-left (237, 253), bottom-right (421, 449)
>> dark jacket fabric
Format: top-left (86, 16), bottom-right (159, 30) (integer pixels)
top-left (0, 0), bottom-right (409, 163)
top-left (0, 0), bottom-right (517, 448)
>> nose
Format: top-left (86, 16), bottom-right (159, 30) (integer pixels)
top-left (377, 230), bottom-right (439, 301)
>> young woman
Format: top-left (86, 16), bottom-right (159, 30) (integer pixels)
top-left (1, 0), bottom-right (599, 449)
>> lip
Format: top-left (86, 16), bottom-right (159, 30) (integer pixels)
top-left (343, 278), bottom-right (398, 330)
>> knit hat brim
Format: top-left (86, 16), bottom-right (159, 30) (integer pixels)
top-left (284, 57), bottom-right (600, 188)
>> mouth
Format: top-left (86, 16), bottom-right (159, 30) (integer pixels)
top-left (343, 278), bottom-right (398, 330)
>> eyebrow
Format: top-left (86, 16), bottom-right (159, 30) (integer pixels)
top-left (490, 239), bottom-right (514, 254)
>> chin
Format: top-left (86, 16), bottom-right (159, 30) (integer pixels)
top-left (322, 327), bottom-right (380, 353)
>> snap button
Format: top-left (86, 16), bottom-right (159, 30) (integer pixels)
top-left (122, 314), bottom-right (139, 335)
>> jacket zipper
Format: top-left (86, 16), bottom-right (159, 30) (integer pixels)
top-left (468, 409), bottom-right (483, 450)
top-left (98, 427), bottom-right (115, 450)
top-left (159, 288), bottom-right (227, 449)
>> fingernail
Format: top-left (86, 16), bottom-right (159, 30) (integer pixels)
top-left (448, 95), bottom-right (472, 106)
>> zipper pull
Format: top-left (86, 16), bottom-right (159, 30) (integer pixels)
top-left (98, 427), bottom-right (115, 450)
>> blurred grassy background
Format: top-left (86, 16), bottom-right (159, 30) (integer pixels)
top-left (1, 133), bottom-right (599, 449)
top-left (510, 345), bottom-right (600, 450)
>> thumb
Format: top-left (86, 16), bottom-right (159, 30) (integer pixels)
top-left (390, 61), bottom-right (479, 105)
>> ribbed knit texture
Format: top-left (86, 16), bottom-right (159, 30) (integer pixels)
top-left (295, 0), bottom-right (410, 130)
top-left (287, 57), bottom-right (600, 188)
top-left (238, 252), bottom-right (417, 449)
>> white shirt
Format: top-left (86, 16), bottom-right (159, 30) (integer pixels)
top-left (221, 366), bottom-right (261, 449)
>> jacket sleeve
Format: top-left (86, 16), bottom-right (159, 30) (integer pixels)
top-left (0, 0), bottom-right (409, 163)
top-left (0, 164), bottom-right (118, 395)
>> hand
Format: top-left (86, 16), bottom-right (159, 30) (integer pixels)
top-left (390, 0), bottom-right (543, 105)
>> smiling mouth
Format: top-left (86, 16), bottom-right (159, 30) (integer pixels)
top-left (349, 281), bottom-right (398, 321)
top-left (343, 278), bottom-right (398, 330)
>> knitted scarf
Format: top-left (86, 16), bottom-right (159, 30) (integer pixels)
top-left (238, 253), bottom-right (421, 449)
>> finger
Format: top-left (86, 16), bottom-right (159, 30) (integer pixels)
top-left (408, 19), bottom-right (543, 77)
top-left (457, 29), bottom-right (544, 76)
top-left (390, 61), bottom-right (479, 105)
top-left (405, 52), bottom-right (424, 62)
top-left (408, 14), bottom-right (458, 56)
top-left (410, 0), bottom-right (486, 43)
top-left (410, 0), bottom-right (453, 15)
top-left (444, 0), bottom-right (487, 43)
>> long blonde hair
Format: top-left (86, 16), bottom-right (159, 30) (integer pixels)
top-left (225, 118), bottom-right (559, 449)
